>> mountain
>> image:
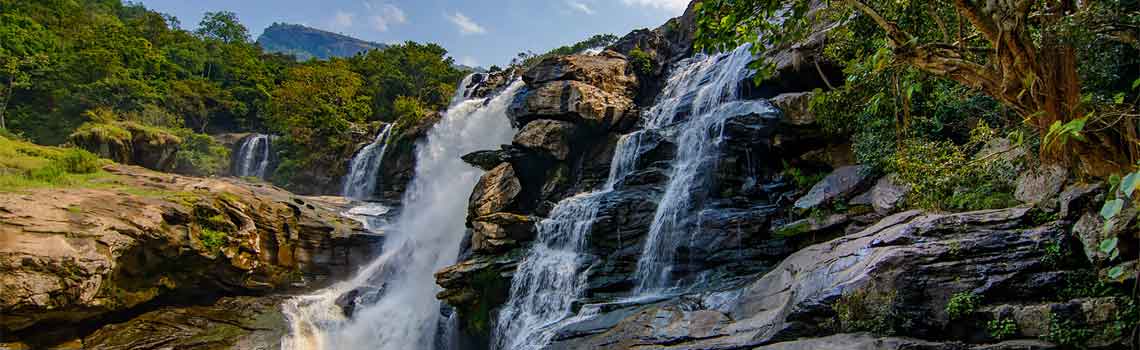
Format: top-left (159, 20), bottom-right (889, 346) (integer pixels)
top-left (257, 23), bottom-right (387, 60)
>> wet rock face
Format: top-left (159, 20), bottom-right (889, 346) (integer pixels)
top-left (0, 165), bottom-right (378, 337)
top-left (547, 209), bottom-right (1081, 349)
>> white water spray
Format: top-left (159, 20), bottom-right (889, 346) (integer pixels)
top-left (282, 78), bottom-right (522, 350)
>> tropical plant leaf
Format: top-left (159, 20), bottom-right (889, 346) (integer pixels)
top-left (1108, 265), bottom-right (1125, 280)
top-left (1133, 77), bottom-right (1140, 90)
top-left (1122, 172), bottom-right (1140, 198)
top-left (1100, 237), bottom-right (1119, 254)
top-left (1102, 199), bottom-right (1125, 221)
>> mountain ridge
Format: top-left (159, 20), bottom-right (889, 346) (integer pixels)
top-left (257, 23), bottom-right (387, 60)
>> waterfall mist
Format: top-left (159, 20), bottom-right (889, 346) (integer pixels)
top-left (282, 78), bottom-right (522, 350)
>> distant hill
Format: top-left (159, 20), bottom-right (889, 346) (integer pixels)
top-left (257, 23), bottom-right (387, 61)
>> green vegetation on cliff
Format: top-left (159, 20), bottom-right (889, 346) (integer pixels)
top-left (257, 23), bottom-right (388, 61)
top-left (0, 0), bottom-right (467, 189)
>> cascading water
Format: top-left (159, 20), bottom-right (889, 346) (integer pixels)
top-left (234, 134), bottom-right (272, 179)
top-left (633, 44), bottom-right (775, 292)
top-left (281, 77), bottom-right (522, 350)
top-left (342, 123), bottom-right (395, 200)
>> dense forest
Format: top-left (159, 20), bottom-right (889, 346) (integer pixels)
top-left (0, 0), bottom-right (466, 186)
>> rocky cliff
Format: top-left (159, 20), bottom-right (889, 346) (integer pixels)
top-left (0, 164), bottom-right (381, 348)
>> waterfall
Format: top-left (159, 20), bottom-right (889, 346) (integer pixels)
top-left (281, 77), bottom-right (523, 350)
top-left (633, 44), bottom-right (774, 292)
top-left (342, 124), bottom-right (395, 200)
top-left (234, 134), bottom-right (272, 179)
top-left (491, 94), bottom-right (653, 350)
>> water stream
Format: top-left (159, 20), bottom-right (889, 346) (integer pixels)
top-left (281, 77), bottom-right (522, 350)
top-left (342, 123), bottom-right (395, 200)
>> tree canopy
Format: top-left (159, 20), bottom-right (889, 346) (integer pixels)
top-left (696, 0), bottom-right (1140, 176)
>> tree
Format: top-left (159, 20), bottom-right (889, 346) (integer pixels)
top-left (696, 0), bottom-right (1140, 176)
top-left (196, 11), bottom-right (249, 44)
top-left (267, 61), bottom-right (371, 146)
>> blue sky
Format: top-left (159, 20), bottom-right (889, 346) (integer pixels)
top-left (135, 0), bottom-right (689, 67)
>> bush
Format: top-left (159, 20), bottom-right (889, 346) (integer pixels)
top-left (987, 317), bottom-right (1018, 340)
top-left (55, 148), bottom-right (101, 174)
top-left (946, 292), bottom-right (979, 320)
top-left (175, 130), bottom-right (230, 176)
top-left (891, 123), bottom-right (1018, 211)
top-left (628, 47), bottom-right (655, 75)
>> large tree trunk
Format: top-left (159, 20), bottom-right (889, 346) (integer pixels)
top-left (850, 0), bottom-right (1133, 176)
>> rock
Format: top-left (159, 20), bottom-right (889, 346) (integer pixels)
top-left (1073, 206), bottom-right (1136, 264)
top-left (79, 297), bottom-right (287, 350)
top-left (773, 214), bottom-right (849, 238)
top-left (507, 80), bottom-right (637, 132)
top-left (746, 27), bottom-right (845, 99)
top-left (467, 69), bottom-right (518, 99)
top-left (1015, 164), bottom-right (1069, 205)
top-left (461, 146), bottom-right (526, 171)
top-left (434, 250), bottom-right (524, 338)
top-left (870, 175), bottom-right (909, 214)
top-left (799, 143), bottom-right (856, 169)
top-left (522, 52), bottom-right (637, 96)
top-left (550, 208), bottom-right (1078, 349)
top-left (978, 297), bottom-right (1122, 347)
top-left (751, 333), bottom-right (957, 350)
top-left (794, 165), bottom-right (874, 210)
top-left (70, 122), bottom-right (182, 172)
top-left (1057, 182), bottom-right (1103, 220)
top-left (773, 92), bottom-right (815, 126)
top-left (468, 163), bottom-right (523, 217)
top-left (513, 120), bottom-right (578, 160)
top-left (0, 164), bottom-right (376, 335)
top-left (471, 213), bottom-right (538, 253)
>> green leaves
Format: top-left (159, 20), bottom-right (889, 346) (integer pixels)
top-left (1133, 77), bottom-right (1140, 90)
top-left (1122, 172), bottom-right (1140, 197)
top-left (1101, 198), bottom-right (1124, 220)
top-left (1044, 117), bottom-right (1088, 148)
top-left (1100, 237), bottom-right (1119, 260)
top-left (1108, 266), bottom-right (1125, 280)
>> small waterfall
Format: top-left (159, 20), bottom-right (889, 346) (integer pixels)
top-left (234, 134), bottom-right (272, 179)
top-left (281, 77), bottom-right (522, 350)
top-left (342, 124), bottom-right (395, 200)
top-left (633, 44), bottom-right (774, 292)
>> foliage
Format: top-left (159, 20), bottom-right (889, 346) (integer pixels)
top-left (512, 34), bottom-right (620, 68)
top-left (1097, 164), bottom-right (1140, 281)
top-left (782, 162), bottom-right (826, 190)
top-left (986, 317), bottom-right (1018, 340)
top-left (694, 0), bottom-right (1140, 176)
top-left (0, 135), bottom-right (109, 191)
top-left (832, 288), bottom-right (899, 335)
top-left (174, 130), bottom-right (230, 176)
top-left (945, 292), bottom-right (979, 321)
top-left (890, 124), bottom-right (1019, 211)
top-left (628, 47), bottom-right (655, 75)
top-left (1044, 313), bottom-right (1094, 348)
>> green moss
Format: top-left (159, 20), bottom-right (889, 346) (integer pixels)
top-left (774, 220), bottom-right (812, 238)
top-left (199, 228), bottom-right (228, 252)
top-left (0, 135), bottom-right (114, 191)
top-left (946, 292), bottom-right (979, 320)
top-left (71, 122), bottom-right (132, 144)
top-left (987, 317), bottom-right (1018, 340)
top-left (462, 268), bottom-right (511, 335)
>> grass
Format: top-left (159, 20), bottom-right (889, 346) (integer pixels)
top-left (0, 135), bottom-right (114, 192)
top-left (199, 228), bottom-right (228, 252)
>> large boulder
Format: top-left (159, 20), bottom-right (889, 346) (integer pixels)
top-left (772, 92), bottom-right (816, 127)
top-left (870, 175), bottom-right (909, 214)
top-left (69, 122), bottom-right (182, 172)
top-left (79, 296), bottom-right (287, 350)
top-left (522, 52), bottom-right (637, 96)
top-left (794, 165), bottom-right (875, 210)
top-left (471, 213), bottom-right (538, 253)
top-left (469, 163), bottom-right (524, 218)
top-left (1015, 164), bottom-right (1069, 206)
top-left (513, 120), bottom-right (579, 161)
top-left (0, 164), bottom-right (378, 336)
top-left (508, 80), bottom-right (637, 132)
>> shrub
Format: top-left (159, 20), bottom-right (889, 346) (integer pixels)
top-left (987, 317), bottom-right (1018, 340)
top-left (1044, 313), bottom-right (1093, 347)
top-left (946, 292), bottom-right (979, 320)
top-left (628, 47), bottom-right (655, 75)
top-left (832, 288), bottom-right (899, 335)
top-left (891, 123), bottom-right (1018, 211)
top-left (174, 130), bottom-right (230, 176)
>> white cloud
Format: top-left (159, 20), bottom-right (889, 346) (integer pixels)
top-left (620, 0), bottom-right (689, 13)
top-left (330, 10), bottom-right (355, 30)
top-left (459, 56), bottom-right (479, 67)
top-left (446, 12), bottom-right (486, 35)
top-left (367, 4), bottom-right (407, 32)
top-left (566, 1), bottom-right (595, 15)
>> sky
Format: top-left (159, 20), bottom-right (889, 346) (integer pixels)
top-left (135, 0), bottom-right (690, 67)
